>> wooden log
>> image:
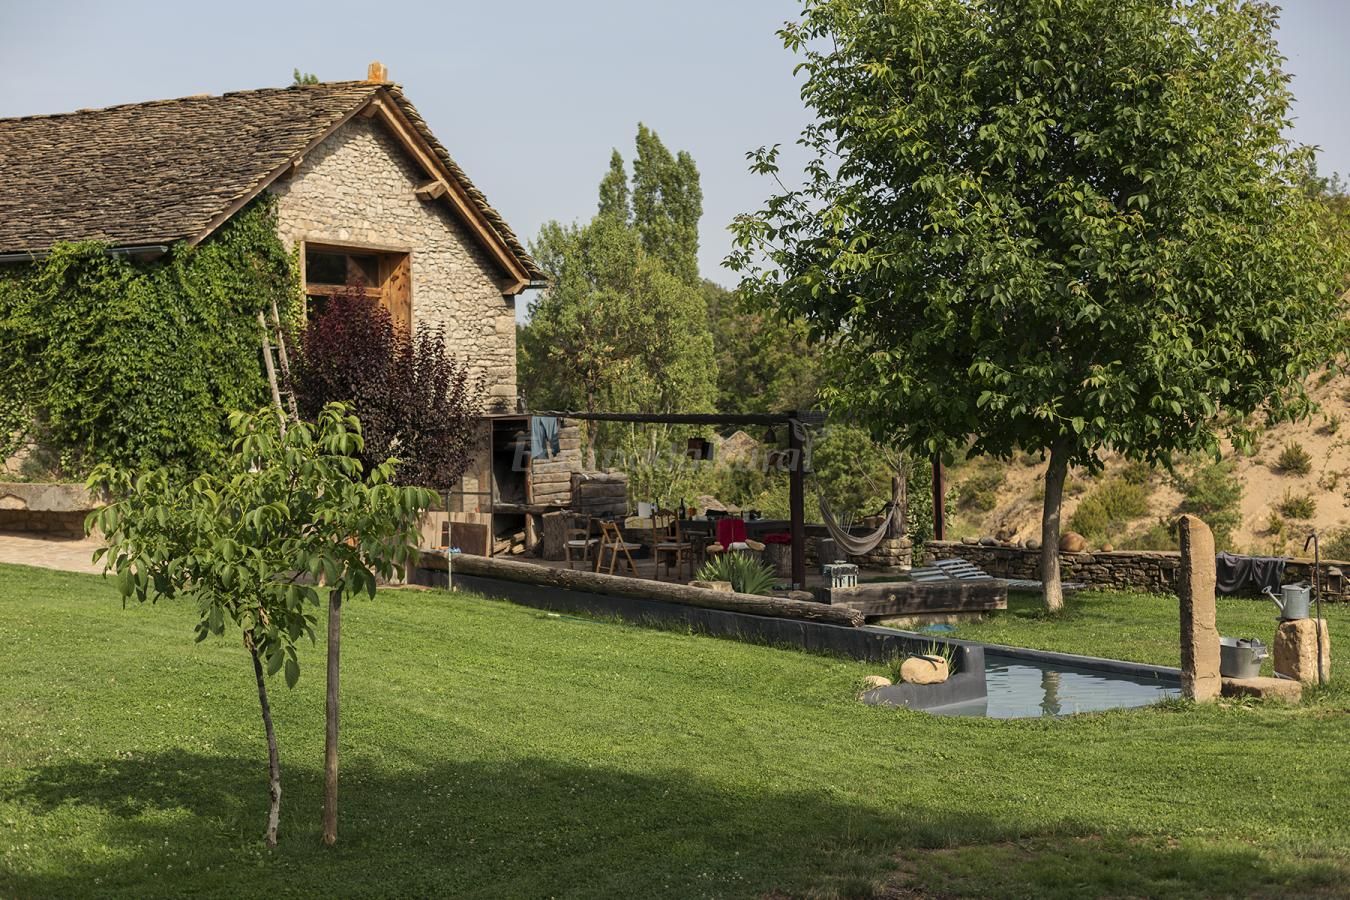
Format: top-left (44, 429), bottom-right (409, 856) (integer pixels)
top-left (529, 471), bottom-right (575, 485)
top-left (529, 461), bottom-right (576, 477)
top-left (524, 513), bottom-right (538, 552)
top-left (824, 580), bottom-right (1007, 617)
top-left (573, 473), bottom-right (628, 485)
top-left (577, 484), bottom-right (629, 498)
top-left (423, 551), bottom-right (865, 627)
top-left (540, 510), bottom-right (570, 561)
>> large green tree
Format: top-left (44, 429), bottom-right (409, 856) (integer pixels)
top-left (519, 128), bottom-right (717, 467)
top-left (632, 123), bottom-right (703, 285)
top-left (704, 279), bottom-right (822, 416)
top-left (730, 0), bottom-right (1349, 610)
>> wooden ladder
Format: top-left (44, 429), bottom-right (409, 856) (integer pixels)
top-left (258, 297), bottom-right (298, 431)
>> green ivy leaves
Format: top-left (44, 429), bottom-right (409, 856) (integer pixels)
top-left (0, 197), bottom-right (297, 476)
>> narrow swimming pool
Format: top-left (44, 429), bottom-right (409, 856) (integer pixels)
top-left (930, 652), bottom-right (1180, 718)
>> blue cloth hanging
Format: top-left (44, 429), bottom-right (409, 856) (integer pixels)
top-left (531, 416), bottom-right (561, 460)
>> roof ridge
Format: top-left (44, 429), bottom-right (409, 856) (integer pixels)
top-left (0, 81), bottom-right (382, 125)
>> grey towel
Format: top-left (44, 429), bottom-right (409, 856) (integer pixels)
top-left (530, 416), bottom-right (560, 460)
top-left (1216, 551), bottom-right (1287, 595)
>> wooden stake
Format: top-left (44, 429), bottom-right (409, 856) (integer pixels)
top-left (321, 588), bottom-right (342, 845)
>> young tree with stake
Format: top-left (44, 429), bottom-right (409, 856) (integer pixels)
top-left (89, 404), bottom-right (432, 846)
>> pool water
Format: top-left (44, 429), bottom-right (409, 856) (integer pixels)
top-left (932, 653), bottom-right (1179, 718)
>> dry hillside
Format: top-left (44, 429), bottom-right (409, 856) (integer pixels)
top-left (948, 372), bottom-right (1350, 556)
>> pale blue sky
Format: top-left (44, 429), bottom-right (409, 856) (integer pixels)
top-left (2, 1), bottom-right (1347, 286)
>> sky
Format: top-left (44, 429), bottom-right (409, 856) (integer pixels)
top-left (2, 0), bottom-right (1348, 289)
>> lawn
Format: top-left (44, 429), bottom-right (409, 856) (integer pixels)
top-left (1, 563), bottom-right (1347, 899)
top-left (949, 588), bottom-right (1350, 672)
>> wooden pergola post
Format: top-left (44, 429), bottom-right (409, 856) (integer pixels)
top-left (788, 414), bottom-right (806, 589)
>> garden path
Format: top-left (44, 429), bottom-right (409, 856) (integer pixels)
top-left (0, 533), bottom-right (103, 574)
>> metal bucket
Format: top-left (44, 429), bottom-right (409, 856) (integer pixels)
top-left (1267, 583), bottom-right (1311, 620)
top-left (1219, 637), bottom-right (1267, 679)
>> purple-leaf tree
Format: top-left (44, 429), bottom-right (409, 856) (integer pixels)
top-left (293, 278), bottom-right (484, 491)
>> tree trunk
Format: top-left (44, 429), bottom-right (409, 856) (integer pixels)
top-left (321, 588), bottom-right (342, 846)
top-left (1040, 444), bottom-right (1070, 612)
top-left (248, 636), bottom-right (282, 848)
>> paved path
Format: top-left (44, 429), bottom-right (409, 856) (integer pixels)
top-left (0, 532), bottom-right (104, 574)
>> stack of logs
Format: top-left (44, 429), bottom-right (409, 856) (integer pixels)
top-left (492, 530), bottom-right (529, 557)
top-left (529, 421), bottom-right (584, 508)
top-left (572, 471), bottom-right (629, 519)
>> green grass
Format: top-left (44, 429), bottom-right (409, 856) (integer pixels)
top-left (1, 565), bottom-right (1348, 898)
top-left (949, 589), bottom-right (1350, 672)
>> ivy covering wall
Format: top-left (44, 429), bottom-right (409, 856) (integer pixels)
top-left (0, 197), bottom-right (297, 476)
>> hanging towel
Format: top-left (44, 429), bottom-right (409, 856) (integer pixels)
top-left (716, 517), bottom-right (747, 547)
top-left (1216, 551), bottom-right (1287, 595)
top-left (530, 416), bottom-right (560, 460)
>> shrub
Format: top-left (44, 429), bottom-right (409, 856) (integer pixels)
top-left (1317, 414), bottom-right (1341, 436)
top-left (956, 458), bottom-right (1005, 511)
top-left (1318, 469), bottom-right (1346, 493)
top-left (1068, 477), bottom-right (1152, 543)
top-left (1173, 459), bottom-right (1243, 549)
top-left (1323, 527), bottom-right (1350, 561)
top-left (1119, 460), bottom-right (1153, 485)
top-left (1119, 520), bottom-right (1178, 551)
top-left (1275, 441), bottom-right (1313, 476)
top-left (294, 278), bottom-right (484, 489)
top-left (1275, 490), bottom-right (1316, 520)
top-left (695, 552), bottom-right (776, 595)
top-left (1063, 477), bottom-right (1150, 542)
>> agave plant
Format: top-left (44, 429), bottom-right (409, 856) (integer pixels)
top-left (695, 552), bottom-right (777, 596)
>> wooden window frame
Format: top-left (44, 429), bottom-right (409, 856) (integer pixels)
top-left (301, 240), bottom-right (413, 332)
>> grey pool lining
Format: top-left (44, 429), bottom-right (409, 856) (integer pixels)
top-left (416, 564), bottom-right (1179, 686)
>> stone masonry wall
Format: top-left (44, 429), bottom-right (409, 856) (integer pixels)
top-left (270, 118), bottom-right (518, 408)
top-left (926, 540), bottom-right (1348, 601)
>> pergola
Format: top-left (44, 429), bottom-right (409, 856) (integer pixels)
top-left (535, 410), bottom-right (820, 587)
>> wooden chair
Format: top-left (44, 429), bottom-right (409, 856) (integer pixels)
top-left (594, 519), bottom-right (642, 577)
top-left (563, 515), bottom-right (600, 570)
top-left (652, 510), bottom-right (694, 582)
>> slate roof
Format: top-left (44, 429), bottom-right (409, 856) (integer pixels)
top-left (0, 81), bottom-right (543, 280)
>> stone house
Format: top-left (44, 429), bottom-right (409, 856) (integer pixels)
top-left (0, 63), bottom-right (613, 551)
top-left (0, 62), bottom-right (543, 410)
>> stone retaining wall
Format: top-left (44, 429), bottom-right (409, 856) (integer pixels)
top-left (0, 483), bottom-right (99, 538)
top-left (926, 540), bottom-right (1348, 602)
top-left (805, 532), bottom-right (914, 573)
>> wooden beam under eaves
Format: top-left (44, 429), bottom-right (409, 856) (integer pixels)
top-left (414, 180), bottom-right (447, 200)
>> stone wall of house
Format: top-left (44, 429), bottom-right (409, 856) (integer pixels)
top-left (925, 540), bottom-right (1348, 601)
top-left (270, 117), bottom-right (519, 409)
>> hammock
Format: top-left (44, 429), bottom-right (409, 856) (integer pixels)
top-left (818, 494), bottom-right (901, 558)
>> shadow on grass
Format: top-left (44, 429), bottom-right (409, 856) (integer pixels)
top-left (5, 749), bottom-right (1343, 899)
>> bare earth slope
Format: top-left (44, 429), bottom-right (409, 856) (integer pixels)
top-left (952, 372), bottom-right (1350, 553)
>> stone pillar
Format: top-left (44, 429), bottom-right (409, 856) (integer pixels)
top-left (1178, 515), bottom-right (1221, 702)
top-left (1274, 619), bottom-right (1331, 684)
